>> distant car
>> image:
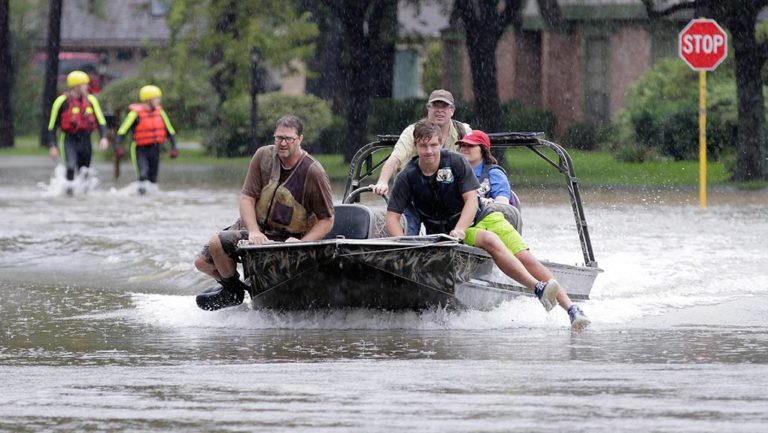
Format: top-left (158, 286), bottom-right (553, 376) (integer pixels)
top-left (33, 51), bottom-right (108, 93)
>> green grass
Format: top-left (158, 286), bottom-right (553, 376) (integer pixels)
top-left (4, 135), bottom-right (766, 189)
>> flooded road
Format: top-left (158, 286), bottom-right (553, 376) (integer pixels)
top-left (1, 156), bottom-right (767, 432)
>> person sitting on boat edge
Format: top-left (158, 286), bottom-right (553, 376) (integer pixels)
top-left (372, 89), bottom-right (471, 235)
top-left (458, 129), bottom-right (522, 232)
top-left (384, 120), bottom-right (590, 329)
top-left (193, 114), bottom-right (335, 311)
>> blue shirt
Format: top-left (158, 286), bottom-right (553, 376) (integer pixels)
top-left (474, 162), bottom-right (511, 201)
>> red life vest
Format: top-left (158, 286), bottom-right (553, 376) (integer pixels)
top-left (131, 103), bottom-right (167, 146)
top-left (59, 92), bottom-right (97, 134)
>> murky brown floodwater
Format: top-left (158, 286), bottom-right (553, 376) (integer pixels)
top-left (1, 156), bottom-right (767, 432)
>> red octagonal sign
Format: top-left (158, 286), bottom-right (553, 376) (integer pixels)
top-left (679, 19), bottom-right (728, 71)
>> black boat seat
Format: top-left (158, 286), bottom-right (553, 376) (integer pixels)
top-left (324, 204), bottom-right (376, 239)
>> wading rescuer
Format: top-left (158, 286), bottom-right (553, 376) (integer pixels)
top-left (115, 85), bottom-right (178, 194)
top-left (47, 70), bottom-right (109, 195)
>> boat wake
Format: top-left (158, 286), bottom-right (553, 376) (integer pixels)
top-left (127, 292), bottom-right (574, 330)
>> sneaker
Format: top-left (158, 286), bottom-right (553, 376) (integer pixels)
top-left (568, 304), bottom-right (591, 330)
top-left (534, 279), bottom-right (559, 312)
top-left (196, 280), bottom-right (247, 311)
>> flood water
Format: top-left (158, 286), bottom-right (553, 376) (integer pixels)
top-left (1, 156), bottom-right (767, 432)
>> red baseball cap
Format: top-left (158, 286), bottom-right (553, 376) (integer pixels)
top-left (457, 130), bottom-right (490, 151)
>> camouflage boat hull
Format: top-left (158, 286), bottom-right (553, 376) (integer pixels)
top-left (239, 235), bottom-right (599, 311)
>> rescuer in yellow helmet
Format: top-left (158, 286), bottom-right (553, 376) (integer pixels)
top-left (115, 84), bottom-right (178, 194)
top-left (47, 70), bottom-right (109, 195)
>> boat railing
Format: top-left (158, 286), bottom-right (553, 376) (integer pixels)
top-left (342, 132), bottom-right (599, 268)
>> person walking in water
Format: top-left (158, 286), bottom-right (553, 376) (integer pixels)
top-left (47, 70), bottom-right (109, 195)
top-left (115, 85), bottom-right (178, 194)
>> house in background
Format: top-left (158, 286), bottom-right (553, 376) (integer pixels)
top-left (442, 0), bottom-right (690, 134)
top-left (33, 0), bottom-right (692, 135)
top-left (32, 0), bottom-right (172, 82)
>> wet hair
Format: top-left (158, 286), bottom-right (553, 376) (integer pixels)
top-left (481, 147), bottom-right (498, 165)
top-left (413, 120), bottom-right (441, 144)
top-left (275, 114), bottom-right (303, 136)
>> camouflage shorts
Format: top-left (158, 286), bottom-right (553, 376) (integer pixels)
top-left (199, 219), bottom-right (248, 264)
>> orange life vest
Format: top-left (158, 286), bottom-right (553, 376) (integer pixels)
top-left (59, 92), bottom-right (97, 134)
top-left (130, 103), bottom-right (167, 146)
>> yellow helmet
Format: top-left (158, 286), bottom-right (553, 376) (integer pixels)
top-left (139, 85), bottom-right (162, 102)
top-left (66, 70), bottom-right (90, 88)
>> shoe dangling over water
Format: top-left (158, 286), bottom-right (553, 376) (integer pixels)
top-left (534, 279), bottom-right (559, 312)
top-left (568, 304), bottom-right (591, 330)
top-left (196, 275), bottom-right (248, 311)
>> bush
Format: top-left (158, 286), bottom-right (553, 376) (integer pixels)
top-left (615, 58), bottom-right (737, 161)
top-left (98, 75), bottom-right (216, 135)
top-left (311, 114), bottom-right (346, 154)
top-left (204, 92), bottom-right (333, 157)
top-left (11, 65), bottom-right (43, 135)
top-left (500, 100), bottom-right (556, 137)
top-left (368, 97), bottom-right (426, 137)
top-left (561, 121), bottom-right (597, 150)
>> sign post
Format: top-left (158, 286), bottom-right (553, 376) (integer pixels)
top-left (678, 18), bottom-right (728, 208)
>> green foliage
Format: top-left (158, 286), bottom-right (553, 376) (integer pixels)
top-left (9, 0), bottom-right (44, 135)
top-left (500, 100), bottom-right (557, 137)
top-left (204, 92), bottom-right (332, 157)
top-left (312, 114), bottom-right (347, 154)
top-left (11, 66), bottom-right (43, 134)
top-left (561, 122), bottom-right (597, 151)
top-left (97, 75), bottom-right (216, 133)
top-left (421, 41), bottom-right (443, 93)
top-left (614, 58), bottom-right (737, 161)
top-left (368, 98), bottom-right (426, 137)
top-left (165, 0), bottom-right (318, 99)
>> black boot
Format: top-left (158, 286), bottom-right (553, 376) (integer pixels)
top-left (196, 273), bottom-right (248, 311)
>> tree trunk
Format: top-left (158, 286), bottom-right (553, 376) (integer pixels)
top-left (339, 2), bottom-right (369, 162)
top-left (723, 10), bottom-right (767, 181)
top-left (465, 28), bottom-right (502, 132)
top-left (39, 0), bottom-right (62, 148)
top-left (715, 6), bottom-right (768, 181)
top-left (0, 0), bottom-right (13, 148)
top-left (336, 0), bottom-right (397, 162)
top-left (456, 0), bottom-right (524, 166)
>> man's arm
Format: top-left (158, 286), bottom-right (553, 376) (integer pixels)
top-left (239, 194), bottom-right (268, 245)
top-left (449, 190), bottom-right (479, 240)
top-left (386, 211), bottom-right (404, 236)
top-left (373, 124), bottom-right (415, 196)
top-left (299, 216), bottom-right (334, 241)
top-left (372, 156), bottom-right (401, 195)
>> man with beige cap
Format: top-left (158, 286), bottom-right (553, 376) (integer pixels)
top-left (373, 89), bottom-right (471, 234)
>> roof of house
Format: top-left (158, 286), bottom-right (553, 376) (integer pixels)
top-left (57, 0), bottom-right (170, 48)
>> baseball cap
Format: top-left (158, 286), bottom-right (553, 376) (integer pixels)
top-left (428, 89), bottom-right (455, 106)
top-left (457, 130), bottom-right (491, 151)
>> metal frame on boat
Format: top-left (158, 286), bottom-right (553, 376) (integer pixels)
top-left (240, 132), bottom-right (602, 310)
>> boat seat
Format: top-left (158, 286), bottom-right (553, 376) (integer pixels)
top-left (324, 204), bottom-right (377, 239)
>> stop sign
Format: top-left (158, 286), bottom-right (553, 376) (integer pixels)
top-left (679, 19), bottom-right (728, 71)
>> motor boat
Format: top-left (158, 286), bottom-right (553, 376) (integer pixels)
top-left (239, 132), bottom-right (602, 310)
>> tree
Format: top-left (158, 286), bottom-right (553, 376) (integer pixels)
top-left (0, 0), bottom-right (13, 148)
top-left (643, 0), bottom-right (768, 181)
top-left (166, 0), bottom-right (318, 155)
top-left (323, 0), bottom-right (397, 161)
top-left (39, 0), bottom-right (61, 148)
top-left (454, 0), bottom-right (524, 134)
